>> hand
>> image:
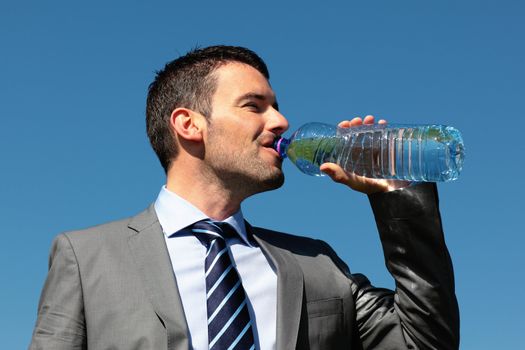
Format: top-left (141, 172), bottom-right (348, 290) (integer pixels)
top-left (319, 115), bottom-right (411, 194)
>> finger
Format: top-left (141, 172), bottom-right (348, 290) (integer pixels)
top-left (320, 163), bottom-right (351, 184)
top-left (337, 120), bottom-right (351, 128)
top-left (363, 115), bottom-right (375, 124)
top-left (348, 117), bottom-right (363, 127)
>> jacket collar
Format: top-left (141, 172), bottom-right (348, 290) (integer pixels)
top-left (127, 205), bottom-right (190, 350)
top-left (249, 222), bottom-right (305, 350)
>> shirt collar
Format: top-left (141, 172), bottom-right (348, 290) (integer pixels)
top-left (154, 186), bottom-right (252, 246)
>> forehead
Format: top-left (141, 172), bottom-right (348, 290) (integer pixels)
top-left (212, 62), bottom-right (275, 101)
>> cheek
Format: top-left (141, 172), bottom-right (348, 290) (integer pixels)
top-left (235, 118), bottom-right (264, 139)
top-left (209, 119), bottom-right (261, 150)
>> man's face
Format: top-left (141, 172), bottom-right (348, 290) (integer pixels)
top-left (203, 62), bottom-right (289, 197)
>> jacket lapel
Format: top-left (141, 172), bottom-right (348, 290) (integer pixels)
top-left (127, 205), bottom-right (189, 350)
top-left (250, 225), bottom-right (305, 350)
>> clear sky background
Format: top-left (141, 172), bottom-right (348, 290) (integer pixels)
top-left (2, 1), bottom-right (524, 348)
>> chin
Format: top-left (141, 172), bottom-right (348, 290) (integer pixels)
top-left (239, 170), bottom-right (284, 198)
top-left (258, 171), bottom-right (285, 193)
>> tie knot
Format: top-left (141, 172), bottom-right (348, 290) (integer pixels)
top-left (190, 220), bottom-right (237, 247)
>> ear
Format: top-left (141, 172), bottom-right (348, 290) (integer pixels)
top-left (169, 108), bottom-right (206, 142)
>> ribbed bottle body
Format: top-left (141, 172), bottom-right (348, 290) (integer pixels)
top-left (281, 122), bottom-right (464, 182)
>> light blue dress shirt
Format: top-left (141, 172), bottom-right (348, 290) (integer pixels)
top-left (154, 186), bottom-right (277, 350)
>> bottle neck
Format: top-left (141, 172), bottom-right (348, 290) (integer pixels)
top-left (273, 137), bottom-right (290, 159)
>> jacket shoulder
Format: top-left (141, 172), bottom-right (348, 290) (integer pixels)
top-left (252, 226), bottom-right (327, 252)
top-left (251, 226), bottom-right (353, 278)
top-left (60, 205), bottom-right (157, 246)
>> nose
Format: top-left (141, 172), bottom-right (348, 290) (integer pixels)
top-left (267, 108), bottom-right (289, 136)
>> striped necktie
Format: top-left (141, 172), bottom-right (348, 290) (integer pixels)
top-left (191, 220), bottom-right (256, 350)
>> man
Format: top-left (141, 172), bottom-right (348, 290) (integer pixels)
top-left (30, 46), bottom-right (459, 349)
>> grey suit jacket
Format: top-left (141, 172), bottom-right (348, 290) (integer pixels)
top-left (30, 183), bottom-right (459, 349)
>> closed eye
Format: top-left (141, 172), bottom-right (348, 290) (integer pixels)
top-left (242, 102), bottom-right (261, 112)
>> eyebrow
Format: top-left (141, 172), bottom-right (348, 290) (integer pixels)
top-left (236, 92), bottom-right (279, 110)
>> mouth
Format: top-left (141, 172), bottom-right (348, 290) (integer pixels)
top-left (259, 137), bottom-right (282, 159)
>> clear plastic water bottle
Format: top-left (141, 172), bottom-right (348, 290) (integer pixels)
top-left (273, 122), bottom-right (465, 182)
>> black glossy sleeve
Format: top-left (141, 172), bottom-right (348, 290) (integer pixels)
top-left (360, 182), bottom-right (460, 350)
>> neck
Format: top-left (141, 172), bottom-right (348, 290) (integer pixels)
top-left (166, 168), bottom-right (245, 221)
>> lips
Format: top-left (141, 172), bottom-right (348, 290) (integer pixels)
top-left (259, 133), bottom-right (279, 147)
top-left (260, 138), bottom-right (275, 148)
top-left (256, 134), bottom-right (283, 162)
top-left (259, 138), bottom-right (278, 154)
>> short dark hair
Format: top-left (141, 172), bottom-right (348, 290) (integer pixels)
top-left (146, 45), bottom-right (270, 173)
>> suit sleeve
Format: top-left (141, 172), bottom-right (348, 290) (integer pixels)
top-left (29, 234), bottom-right (87, 350)
top-left (348, 183), bottom-right (459, 349)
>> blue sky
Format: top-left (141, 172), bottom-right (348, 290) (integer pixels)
top-left (2, 1), bottom-right (524, 348)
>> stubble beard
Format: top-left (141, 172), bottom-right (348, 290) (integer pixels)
top-left (205, 138), bottom-right (285, 199)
